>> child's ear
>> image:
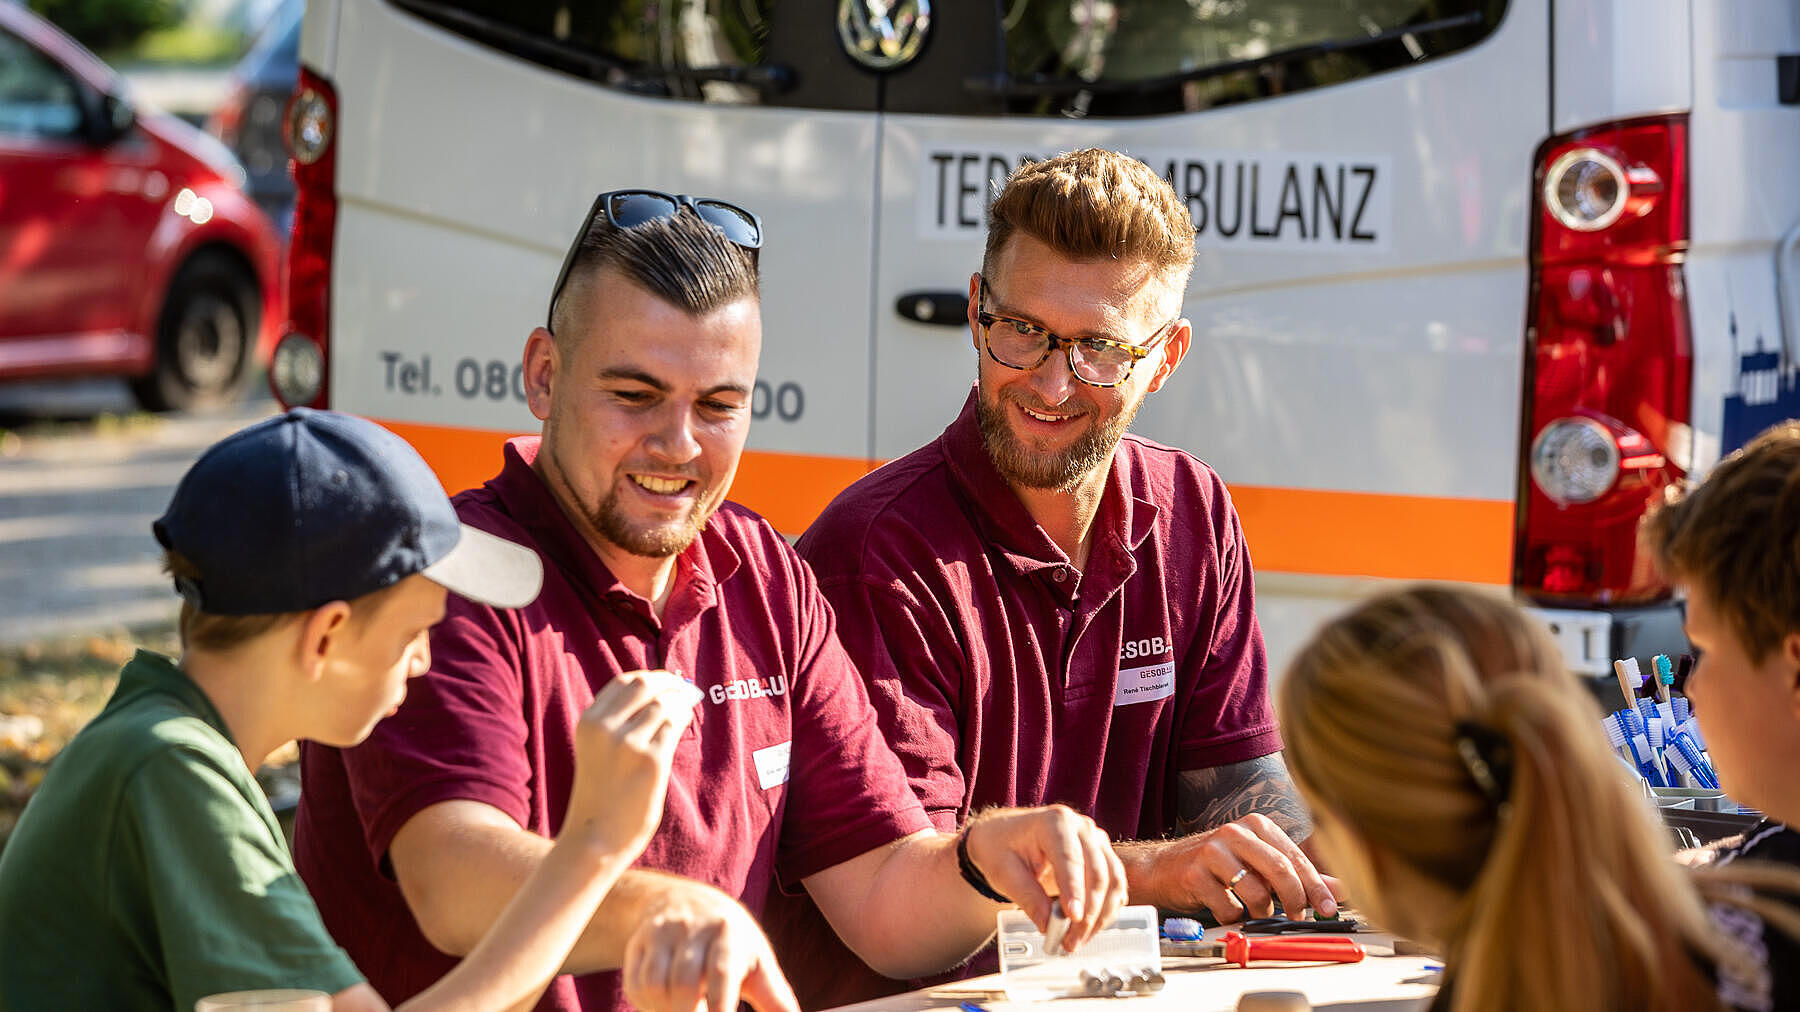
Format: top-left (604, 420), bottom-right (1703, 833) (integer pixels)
top-left (297, 601), bottom-right (353, 681)
top-left (1784, 632), bottom-right (1800, 717)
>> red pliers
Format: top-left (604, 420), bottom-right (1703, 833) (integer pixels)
top-left (1163, 931), bottom-right (1365, 966)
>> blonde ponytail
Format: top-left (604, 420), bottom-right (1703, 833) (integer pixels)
top-left (1279, 586), bottom-right (1726, 1012)
top-left (1447, 677), bottom-right (1719, 1012)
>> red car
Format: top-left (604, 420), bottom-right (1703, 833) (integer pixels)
top-left (0, 4), bottom-right (282, 411)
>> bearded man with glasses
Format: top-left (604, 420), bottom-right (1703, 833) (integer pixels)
top-left (294, 189), bottom-right (1127, 1012)
top-left (769, 149), bottom-right (1340, 1008)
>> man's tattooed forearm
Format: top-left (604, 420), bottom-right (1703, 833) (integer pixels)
top-left (1177, 754), bottom-right (1313, 840)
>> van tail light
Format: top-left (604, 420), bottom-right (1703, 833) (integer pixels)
top-left (271, 67), bottom-right (337, 409)
top-left (1516, 115), bottom-right (1691, 604)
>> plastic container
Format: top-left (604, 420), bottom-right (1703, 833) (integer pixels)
top-left (1651, 787), bottom-right (1728, 812)
top-left (997, 904), bottom-right (1162, 1001)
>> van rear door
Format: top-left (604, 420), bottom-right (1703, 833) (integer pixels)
top-left (317, 0), bottom-right (880, 521)
top-left (865, 1), bottom-right (1542, 668)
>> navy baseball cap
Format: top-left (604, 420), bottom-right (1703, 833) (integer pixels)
top-left (154, 408), bottom-right (542, 615)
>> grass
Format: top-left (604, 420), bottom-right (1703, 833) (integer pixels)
top-left (0, 629), bottom-right (167, 846)
top-left (0, 626), bottom-right (300, 854)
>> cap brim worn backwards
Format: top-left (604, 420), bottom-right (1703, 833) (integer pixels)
top-left (421, 524), bottom-right (544, 610)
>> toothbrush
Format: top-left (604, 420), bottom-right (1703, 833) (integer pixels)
top-left (1663, 743), bottom-right (1701, 789)
top-left (1613, 658), bottom-right (1644, 712)
top-left (1674, 654), bottom-right (1695, 694)
top-left (1163, 918), bottom-right (1203, 941)
top-left (1614, 750), bottom-right (1645, 782)
top-left (1618, 708), bottom-right (1669, 787)
top-left (1605, 712), bottom-right (1664, 786)
top-left (1676, 715), bottom-right (1705, 751)
top-left (1602, 713), bottom-right (1633, 764)
top-left (1667, 727), bottom-right (1718, 788)
top-left (1652, 655), bottom-right (1676, 704)
top-left (1663, 734), bottom-right (1719, 790)
top-left (1637, 700), bottom-right (1669, 781)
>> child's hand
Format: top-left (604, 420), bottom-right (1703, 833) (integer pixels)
top-left (623, 883), bottom-right (799, 1012)
top-left (563, 669), bottom-right (701, 857)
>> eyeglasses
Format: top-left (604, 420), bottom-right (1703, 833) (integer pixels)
top-left (546, 189), bottom-right (764, 328)
top-left (975, 276), bottom-right (1177, 388)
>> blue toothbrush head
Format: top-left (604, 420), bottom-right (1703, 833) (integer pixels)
top-left (1602, 713), bottom-right (1627, 749)
top-left (1163, 917), bottom-right (1203, 941)
top-left (1655, 654), bottom-right (1675, 685)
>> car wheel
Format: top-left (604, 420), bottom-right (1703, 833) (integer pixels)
top-left (131, 251), bottom-right (259, 412)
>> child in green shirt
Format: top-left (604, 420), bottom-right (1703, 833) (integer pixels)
top-left (0, 408), bottom-right (711, 1012)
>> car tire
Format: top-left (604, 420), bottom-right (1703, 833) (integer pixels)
top-left (131, 251), bottom-right (259, 412)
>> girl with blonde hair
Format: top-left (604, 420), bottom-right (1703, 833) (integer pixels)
top-left (1278, 585), bottom-right (1794, 1012)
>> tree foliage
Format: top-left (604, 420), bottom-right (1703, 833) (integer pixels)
top-left (29, 0), bottom-right (186, 55)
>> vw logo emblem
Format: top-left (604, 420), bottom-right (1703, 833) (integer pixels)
top-left (837, 0), bottom-right (931, 72)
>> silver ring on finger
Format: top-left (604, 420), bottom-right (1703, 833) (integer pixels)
top-left (1225, 867), bottom-right (1249, 888)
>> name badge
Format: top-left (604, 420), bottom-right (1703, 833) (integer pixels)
top-left (753, 741), bottom-right (792, 790)
top-left (1115, 662), bottom-right (1175, 707)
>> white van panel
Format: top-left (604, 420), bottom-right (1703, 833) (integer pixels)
top-left (1553, 0), bottom-right (1692, 133)
top-left (871, 2), bottom-right (1547, 502)
top-left (332, 209), bottom-right (544, 430)
top-left (1782, 225), bottom-right (1800, 361)
top-left (1683, 0), bottom-right (1800, 471)
top-left (325, 2), bottom-right (881, 460)
top-left (1689, 1), bottom-right (1800, 247)
top-left (1252, 573), bottom-right (1386, 680)
top-left (1144, 267), bottom-right (1524, 498)
top-left (1688, 253), bottom-right (1788, 466)
top-left (297, 0), bottom-right (340, 75)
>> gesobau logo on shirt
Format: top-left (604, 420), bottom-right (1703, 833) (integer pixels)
top-left (709, 675), bottom-right (789, 704)
top-left (1120, 636), bottom-right (1170, 661)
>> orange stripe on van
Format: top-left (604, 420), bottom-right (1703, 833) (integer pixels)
top-left (373, 418), bottom-right (1511, 583)
top-left (372, 417), bottom-right (876, 537)
top-left (376, 419), bottom-right (519, 499)
top-left (1230, 484), bottom-right (1514, 584)
top-left (726, 450), bottom-right (878, 534)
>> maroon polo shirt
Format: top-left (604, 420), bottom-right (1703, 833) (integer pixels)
top-left (768, 389), bottom-right (1280, 1008)
top-left (294, 437), bottom-right (930, 1012)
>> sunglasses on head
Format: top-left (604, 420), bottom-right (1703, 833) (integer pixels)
top-left (546, 189), bottom-right (764, 328)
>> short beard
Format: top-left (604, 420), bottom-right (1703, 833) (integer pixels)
top-left (589, 485), bottom-right (711, 558)
top-left (976, 381), bottom-right (1138, 491)
top-left (547, 436), bottom-right (711, 558)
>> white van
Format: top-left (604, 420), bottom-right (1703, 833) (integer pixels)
top-left (272, 0), bottom-right (1800, 679)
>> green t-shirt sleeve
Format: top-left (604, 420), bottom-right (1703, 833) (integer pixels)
top-left (114, 746), bottom-right (364, 1010)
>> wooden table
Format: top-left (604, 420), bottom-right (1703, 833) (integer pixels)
top-left (829, 926), bottom-right (1440, 1012)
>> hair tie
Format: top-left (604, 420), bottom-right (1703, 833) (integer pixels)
top-left (1452, 720), bottom-right (1515, 814)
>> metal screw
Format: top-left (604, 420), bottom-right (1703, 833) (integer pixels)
top-left (1078, 969), bottom-right (1108, 996)
top-left (1129, 968), bottom-right (1166, 993)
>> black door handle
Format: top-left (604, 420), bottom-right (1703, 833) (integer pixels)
top-left (895, 291), bottom-right (969, 327)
